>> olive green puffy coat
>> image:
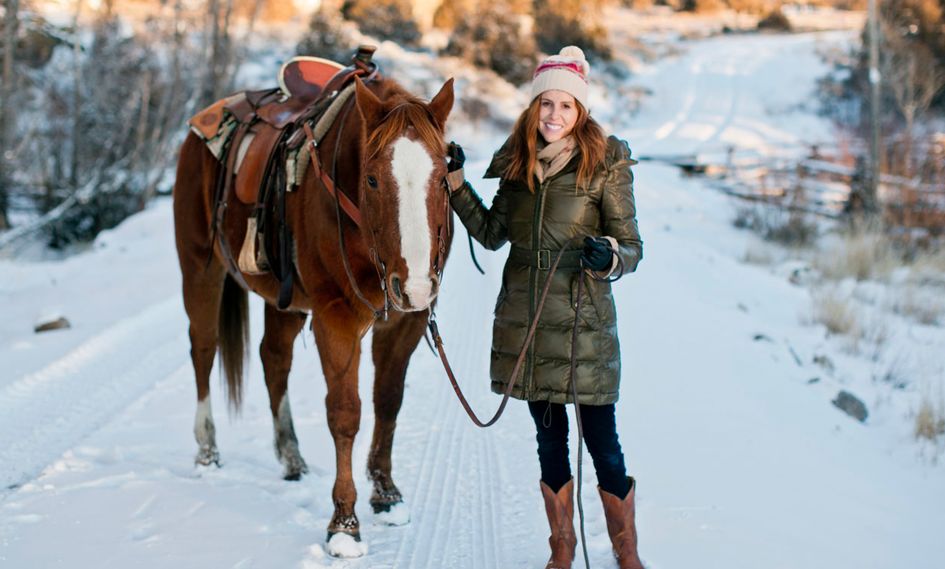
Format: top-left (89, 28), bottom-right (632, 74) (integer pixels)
top-left (450, 135), bottom-right (643, 405)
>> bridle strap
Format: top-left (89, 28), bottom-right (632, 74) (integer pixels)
top-left (303, 121), bottom-right (363, 227)
top-left (308, 97), bottom-right (389, 320)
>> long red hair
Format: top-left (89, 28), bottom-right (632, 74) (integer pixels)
top-left (503, 96), bottom-right (607, 192)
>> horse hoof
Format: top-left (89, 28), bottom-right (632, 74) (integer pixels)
top-left (373, 501), bottom-right (410, 526)
top-left (325, 532), bottom-right (367, 558)
top-left (195, 446), bottom-right (221, 467)
top-left (370, 481), bottom-right (404, 512)
top-left (281, 456), bottom-right (309, 481)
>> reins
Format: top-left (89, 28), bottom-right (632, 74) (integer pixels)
top-left (427, 245), bottom-right (570, 427)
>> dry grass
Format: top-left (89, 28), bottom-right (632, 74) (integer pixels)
top-left (891, 286), bottom-right (944, 326)
top-left (813, 225), bottom-right (898, 282)
top-left (742, 242), bottom-right (775, 265)
top-left (848, 314), bottom-right (890, 360)
top-left (810, 288), bottom-right (859, 336)
top-left (909, 247), bottom-right (945, 287)
top-left (915, 389), bottom-right (945, 442)
top-left (733, 205), bottom-right (818, 248)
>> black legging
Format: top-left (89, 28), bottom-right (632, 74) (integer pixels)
top-left (528, 401), bottom-right (630, 499)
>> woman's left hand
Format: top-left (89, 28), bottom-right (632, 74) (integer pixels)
top-left (581, 236), bottom-right (614, 271)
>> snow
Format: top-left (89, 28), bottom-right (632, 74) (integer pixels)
top-left (1, 18), bottom-right (944, 569)
top-left (326, 533), bottom-right (368, 558)
top-left (373, 502), bottom-right (410, 526)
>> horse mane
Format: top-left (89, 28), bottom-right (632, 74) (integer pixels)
top-left (365, 79), bottom-right (446, 159)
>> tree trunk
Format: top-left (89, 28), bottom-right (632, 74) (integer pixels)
top-left (0, 0), bottom-right (20, 230)
top-left (200, 0), bottom-right (234, 107)
top-left (69, 0), bottom-right (83, 195)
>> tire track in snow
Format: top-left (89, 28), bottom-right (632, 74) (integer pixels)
top-left (0, 296), bottom-right (187, 489)
top-left (384, 266), bottom-right (506, 567)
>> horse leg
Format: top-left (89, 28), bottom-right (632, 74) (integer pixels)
top-left (367, 311), bottom-right (427, 523)
top-left (260, 303), bottom-right (309, 480)
top-left (312, 300), bottom-right (367, 550)
top-left (181, 259), bottom-right (227, 467)
top-left (175, 133), bottom-right (228, 467)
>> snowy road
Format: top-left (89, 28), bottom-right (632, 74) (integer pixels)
top-left (2, 30), bottom-right (944, 569)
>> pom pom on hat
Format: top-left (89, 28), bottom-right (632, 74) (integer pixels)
top-left (531, 46), bottom-right (590, 108)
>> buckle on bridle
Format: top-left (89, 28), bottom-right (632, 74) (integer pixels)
top-left (536, 249), bottom-right (551, 270)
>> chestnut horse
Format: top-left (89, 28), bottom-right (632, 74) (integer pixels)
top-left (172, 76), bottom-right (454, 554)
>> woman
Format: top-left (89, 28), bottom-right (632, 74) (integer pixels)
top-left (444, 46), bottom-right (645, 569)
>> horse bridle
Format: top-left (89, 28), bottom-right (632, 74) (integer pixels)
top-left (302, 90), bottom-right (452, 325)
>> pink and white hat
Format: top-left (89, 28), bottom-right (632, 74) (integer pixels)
top-left (531, 46), bottom-right (590, 108)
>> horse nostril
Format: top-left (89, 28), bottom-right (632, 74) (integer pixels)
top-left (390, 274), bottom-right (403, 301)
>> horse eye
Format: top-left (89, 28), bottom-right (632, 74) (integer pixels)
top-left (367, 175), bottom-right (378, 189)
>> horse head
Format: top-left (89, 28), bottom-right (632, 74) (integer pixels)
top-left (353, 77), bottom-right (454, 313)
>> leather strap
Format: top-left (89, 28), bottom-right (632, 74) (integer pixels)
top-left (426, 246), bottom-right (573, 428)
top-left (213, 122), bottom-right (253, 292)
top-left (303, 121), bottom-right (363, 227)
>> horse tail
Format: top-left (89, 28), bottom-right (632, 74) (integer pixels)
top-left (218, 273), bottom-right (249, 411)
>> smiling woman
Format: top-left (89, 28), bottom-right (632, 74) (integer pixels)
top-left (444, 46), bottom-right (645, 569)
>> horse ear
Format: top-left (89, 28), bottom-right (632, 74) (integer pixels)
top-left (428, 78), bottom-right (454, 131)
top-left (354, 76), bottom-right (384, 130)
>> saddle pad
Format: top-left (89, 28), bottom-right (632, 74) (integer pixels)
top-left (279, 56), bottom-right (345, 100)
top-left (189, 93), bottom-right (243, 140)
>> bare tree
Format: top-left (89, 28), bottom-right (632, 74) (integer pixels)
top-left (199, 0), bottom-right (235, 107)
top-left (0, 0), bottom-right (20, 230)
top-left (881, 27), bottom-right (945, 177)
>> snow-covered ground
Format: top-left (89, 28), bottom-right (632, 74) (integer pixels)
top-left (2, 24), bottom-right (944, 569)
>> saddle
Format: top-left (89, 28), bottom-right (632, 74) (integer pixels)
top-left (187, 46), bottom-right (379, 310)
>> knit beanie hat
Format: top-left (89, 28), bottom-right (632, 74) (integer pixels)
top-left (530, 46), bottom-right (590, 109)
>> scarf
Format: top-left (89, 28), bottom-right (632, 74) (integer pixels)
top-left (535, 136), bottom-right (576, 183)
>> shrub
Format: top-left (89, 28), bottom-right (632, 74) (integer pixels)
top-left (341, 0), bottom-right (421, 47)
top-left (732, 204), bottom-right (818, 247)
top-left (682, 0), bottom-right (725, 13)
top-left (533, 0), bottom-right (612, 62)
top-left (757, 8), bottom-right (792, 32)
top-left (728, 0), bottom-right (769, 15)
top-left (442, 2), bottom-right (536, 84)
top-left (296, 8), bottom-right (357, 63)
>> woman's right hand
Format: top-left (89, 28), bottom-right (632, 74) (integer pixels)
top-left (447, 142), bottom-right (466, 172)
top-left (445, 142), bottom-right (466, 193)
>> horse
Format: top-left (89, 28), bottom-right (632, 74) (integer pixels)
top-left (172, 73), bottom-right (455, 554)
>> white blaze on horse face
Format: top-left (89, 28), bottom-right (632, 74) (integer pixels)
top-left (391, 136), bottom-right (435, 309)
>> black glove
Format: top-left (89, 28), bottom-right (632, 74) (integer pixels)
top-left (447, 142), bottom-right (465, 173)
top-left (581, 236), bottom-right (614, 272)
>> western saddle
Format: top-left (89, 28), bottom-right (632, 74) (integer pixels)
top-left (188, 46), bottom-right (379, 310)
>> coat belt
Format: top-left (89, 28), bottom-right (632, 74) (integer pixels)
top-left (509, 246), bottom-right (583, 270)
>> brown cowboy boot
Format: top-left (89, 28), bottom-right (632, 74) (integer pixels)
top-left (598, 477), bottom-right (645, 569)
top-left (540, 478), bottom-right (577, 569)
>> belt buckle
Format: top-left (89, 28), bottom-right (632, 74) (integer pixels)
top-left (536, 249), bottom-right (550, 270)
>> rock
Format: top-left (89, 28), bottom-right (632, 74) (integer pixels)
top-left (813, 354), bottom-right (835, 374)
top-left (775, 260), bottom-right (819, 286)
top-left (753, 333), bottom-right (772, 342)
top-left (34, 317), bottom-right (71, 333)
top-left (807, 377), bottom-right (821, 384)
top-left (832, 390), bottom-right (868, 423)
